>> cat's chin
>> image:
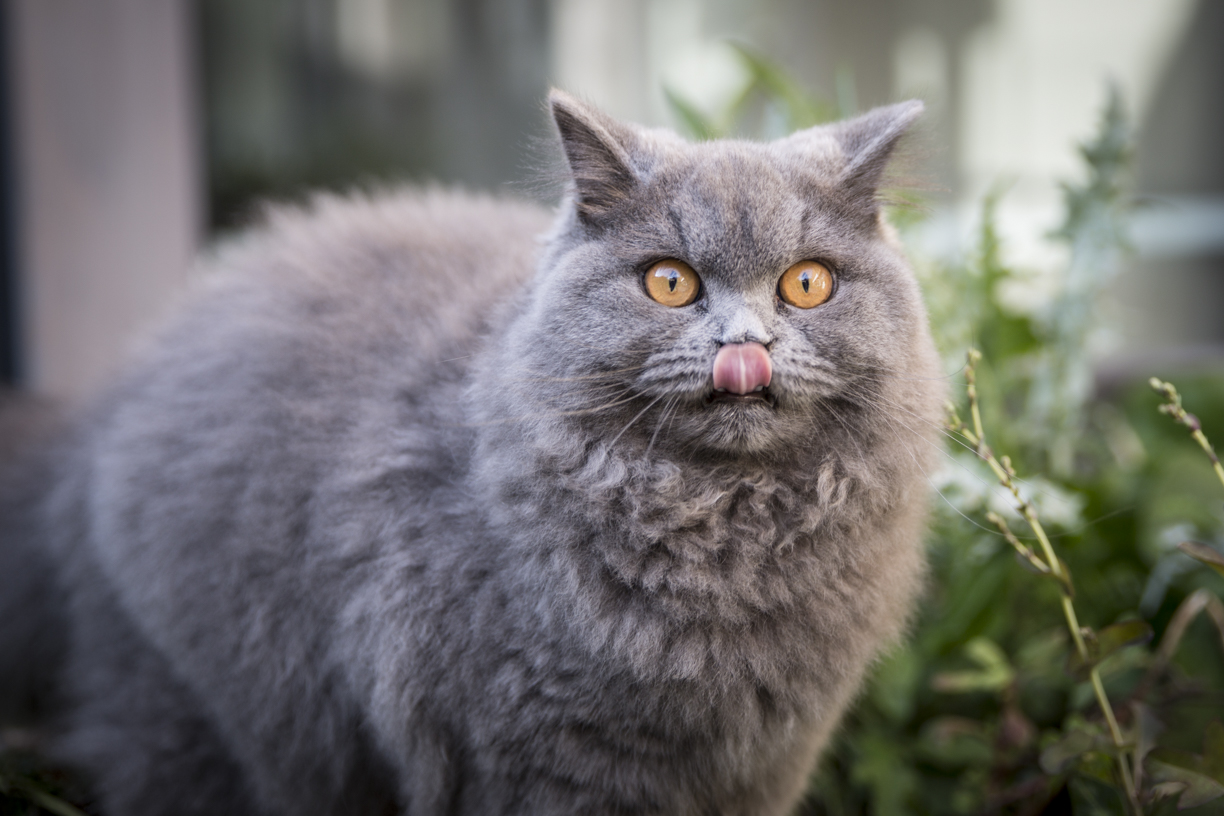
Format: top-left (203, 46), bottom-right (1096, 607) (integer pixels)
top-left (671, 392), bottom-right (792, 456)
top-left (703, 387), bottom-right (776, 408)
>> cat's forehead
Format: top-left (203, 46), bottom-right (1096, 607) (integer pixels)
top-left (632, 136), bottom-right (854, 272)
top-left (652, 132), bottom-right (845, 191)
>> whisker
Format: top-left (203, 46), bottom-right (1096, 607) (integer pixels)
top-left (607, 393), bottom-right (666, 450)
top-left (451, 385), bottom-right (643, 428)
top-left (491, 365), bottom-right (647, 385)
top-left (829, 388), bottom-right (1008, 539)
top-left (834, 377), bottom-right (1111, 542)
top-left (812, 395), bottom-right (868, 464)
top-left (645, 396), bottom-right (680, 457)
top-left (853, 384), bottom-right (1079, 510)
top-left (837, 358), bottom-right (970, 385)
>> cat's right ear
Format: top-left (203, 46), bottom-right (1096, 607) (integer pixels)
top-left (549, 90), bottom-right (640, 226)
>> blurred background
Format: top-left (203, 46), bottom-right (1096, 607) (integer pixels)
top-left (0, 0), bottom-right (1220, 400)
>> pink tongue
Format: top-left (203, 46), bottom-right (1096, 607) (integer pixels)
top-left (712, 343), bottom-right (772, 395)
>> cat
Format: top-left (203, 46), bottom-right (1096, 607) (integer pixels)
top-left (0, 90), bottom-right (942, 815)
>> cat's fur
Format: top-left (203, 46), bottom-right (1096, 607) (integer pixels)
top-left (0, 91), bottom-right (942, 815)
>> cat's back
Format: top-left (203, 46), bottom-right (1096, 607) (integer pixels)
top-left (38, 191), bottom-right (554, 815)
top-left (186, 188), bottom-right (551, 381)
top-left (65, 188), bottom-right (552, 619)
top-left (91, 187), bottom-right (550, 452)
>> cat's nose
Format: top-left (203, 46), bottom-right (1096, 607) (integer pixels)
top-left (712, 342), bottom-right (772, 395)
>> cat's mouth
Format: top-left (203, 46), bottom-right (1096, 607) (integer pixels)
top-left (704, 386), bottom-right (776, 408)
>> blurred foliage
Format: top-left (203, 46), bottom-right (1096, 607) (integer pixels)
top-left (0, 747), bottom-right (90, 816)
top-left (664, 42), bottom-right (845, 140)
top-left (673, 55), bottom-right (1224, 815)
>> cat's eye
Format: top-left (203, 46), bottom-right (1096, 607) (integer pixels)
top-left (778, 261), bottom-right (834, 309)
top-left (643, 259), bottom-right (700, 307)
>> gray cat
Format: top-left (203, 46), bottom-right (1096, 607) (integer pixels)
top-left (0, 91), bottom-right (942, 815)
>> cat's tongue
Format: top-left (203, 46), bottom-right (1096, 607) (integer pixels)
top-left (712, 343), bottom-right (772, 395)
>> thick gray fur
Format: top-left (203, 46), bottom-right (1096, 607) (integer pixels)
top-left (0, 91), bottom-right (942, 815)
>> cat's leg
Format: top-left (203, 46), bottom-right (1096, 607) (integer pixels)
top-left (54, 576), bottom-right (266, 816)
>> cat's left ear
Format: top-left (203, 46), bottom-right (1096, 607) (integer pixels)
top-left (549, 89), bottom-right (642, 227)
top-left (832, 99), bottom-right (922, 192)
top-left (788, 101), bottom-right (923, 217)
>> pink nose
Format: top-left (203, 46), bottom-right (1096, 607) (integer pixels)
top-left (712, 342), bottom-right (772, 395)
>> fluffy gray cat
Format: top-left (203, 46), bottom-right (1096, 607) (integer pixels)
top-left (0, 91), bottom-right (942, 815)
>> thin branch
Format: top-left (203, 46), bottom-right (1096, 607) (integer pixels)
top-left (948, 349), bottom-right (1139, 813)
top-left (1151, 378), bottom-right (1224, 492)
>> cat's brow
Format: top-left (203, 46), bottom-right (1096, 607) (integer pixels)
top-left (666, 206), bottom-right (691, 260)
top-left (800, 204), bottom-right (819, 236)
top-left (736, 201), bottom-right (758, 256)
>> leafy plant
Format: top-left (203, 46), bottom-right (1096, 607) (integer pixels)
top-left (948, 348), bottom-right (1149, 811)
top-left (0, 747), bottom-right (89, 816)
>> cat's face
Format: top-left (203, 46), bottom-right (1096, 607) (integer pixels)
top-left (505, 93), bottom-right (930, 460)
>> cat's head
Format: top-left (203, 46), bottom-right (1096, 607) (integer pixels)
top-left (494, 90), bottom-right (937, 461)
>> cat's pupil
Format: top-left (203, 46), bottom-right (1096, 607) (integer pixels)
top-left (668, 272), bottom-right (678, 292)
top-left (801, 272), bottom-right (811, 293)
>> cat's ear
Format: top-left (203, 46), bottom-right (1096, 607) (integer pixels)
top-left (829, 100), bottom-right (923, 212)
top-left (549, 89), bottom-right (640, 225)
top-left (784, 101), bottom-right (923, 218)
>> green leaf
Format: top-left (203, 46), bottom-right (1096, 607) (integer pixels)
top-left (929, 669), bottom-right (1007, 694)
top-left (1041, 728), bottom-right (1100, 775)
top-left (868, 646), bottom-right (921, 724)
top-left (1067, 775), bottom-right (1129, 816)
top-left (919, 556), bottom-right (1012, 655)
top-left (1096, 620), bottom-right (1154, 659)
top-left (1066, 620), bottom-right (1153, 679)
top-left (662, 87), bottom-right (720, 141)
top-left (2, 777), bottom-right (89, 816)
top-left (1145, 725), bottom-right (1224, 809)
top-left (1203, 721), bottom-right (1224, 783)
top-left (849, 728), bottom-right (918, 816)
top-left (915, 718), bottom-right (992, 770)
top-left (726, 42), bottom-right (834, 130)
top-left (1133, 702), bottom-right (1164, 770)
top-left (1040, 555), bottom-right (1077, 599)
top-left (1178, 541), bottom-right (1224, 579)
top-left (931, 637), bottom-right (1014, 694)
top-left (1148, 751), bottom-right (1224, 810)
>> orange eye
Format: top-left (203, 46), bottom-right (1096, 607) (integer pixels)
top-left (778, 261), bottom-right (834, 308)
top-left (643, 260), bottom-right (700, 307)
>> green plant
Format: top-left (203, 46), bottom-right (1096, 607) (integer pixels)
top-left (948, 348), bottom-right (1150, 812)
top-left (0, 748), bottom-right (89, 816)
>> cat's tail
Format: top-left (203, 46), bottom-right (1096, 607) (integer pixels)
top-left (0, 390), bottom-right (68, 728)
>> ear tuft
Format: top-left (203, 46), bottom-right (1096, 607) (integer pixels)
top-left (832, 100), bottom-right (923, 208)
top-left (549, 90), bottom-right (640, 225)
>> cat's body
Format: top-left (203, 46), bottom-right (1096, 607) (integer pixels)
top-left (0, 93), bottom-right (942, 815)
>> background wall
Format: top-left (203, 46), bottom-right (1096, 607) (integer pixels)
top-left (4, 0), bottom-right (199, 399)
top-left (1, 0), bottom-right (1220, 400)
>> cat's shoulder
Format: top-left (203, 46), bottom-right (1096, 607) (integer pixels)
top-left (141, 188), bottom-right (552, 374)
top-left (95, 188), bottom-right (552, 434)
top-left (206, 186), bottom-right (553, 302)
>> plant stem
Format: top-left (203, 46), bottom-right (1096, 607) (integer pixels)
top-left (1151, 377), bottom-right (1224, 492)
top-left (956, 350), bottom-right (1138, 812)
